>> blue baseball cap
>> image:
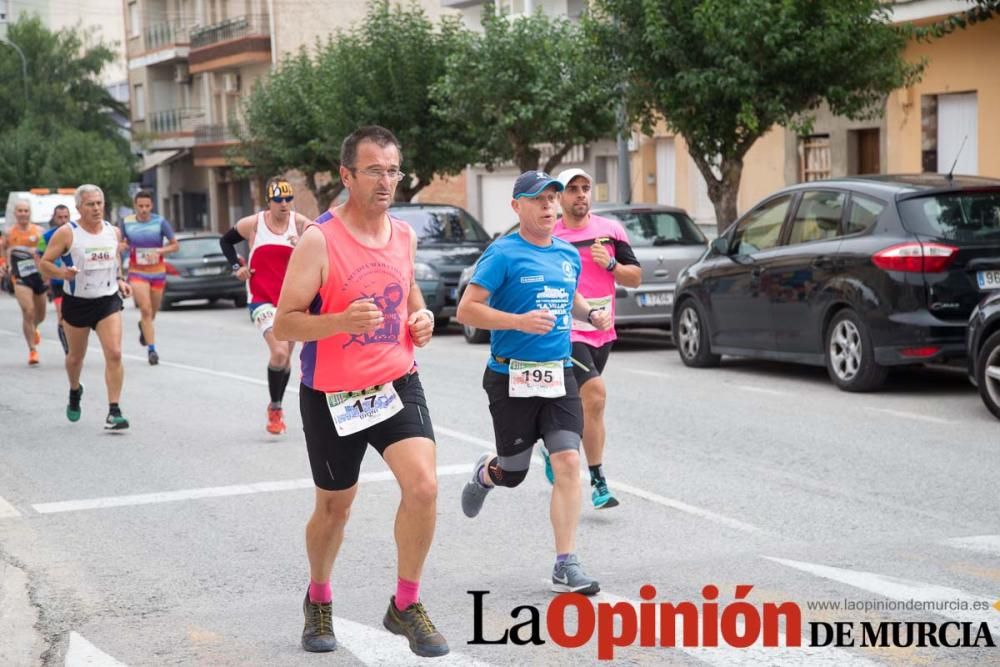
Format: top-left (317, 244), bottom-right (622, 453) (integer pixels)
top-left (512, 171), bottom-right (564, 199)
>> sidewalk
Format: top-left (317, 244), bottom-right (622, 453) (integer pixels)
top-left (0, 559), bottom-right (43, 666)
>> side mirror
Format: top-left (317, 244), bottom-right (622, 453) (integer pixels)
top-left (711, 237), bottom-right (730, 256)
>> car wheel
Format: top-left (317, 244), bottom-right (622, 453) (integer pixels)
top-left (675, 299), bottom-right (720, 367)
top-left (233, 294), bottom-right (247, 308)
top-left (975, 330), bottom-right (1000, 420)
top-left (825, 309), bottom-right (887, 392)
top-left (462, 321), bottom-right (490, 344)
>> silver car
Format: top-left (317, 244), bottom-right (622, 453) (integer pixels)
top-left (457, 203), bottom-right (707, 343)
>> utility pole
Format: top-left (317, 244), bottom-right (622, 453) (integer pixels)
top-left (0, 0), bottom-right (29, 114)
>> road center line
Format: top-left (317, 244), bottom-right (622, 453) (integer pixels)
top-left (863, 407), bottom-right (956, 425)
top-left (940, 534), bottom-right (1000, 556)
top-left (729, 383), bottom-right (789, 396)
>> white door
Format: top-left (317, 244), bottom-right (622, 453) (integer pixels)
top-left (479, 173), bottom-right (517, 236)
top-left (938, 92), bottom-right (978, 175)
top-left (655, 138), bottom-right (676, 205)
top-left (688, 155), bottom-right (716, 226)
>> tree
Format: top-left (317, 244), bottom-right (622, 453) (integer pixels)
top-left (236, 1), bottom-right (473, 208)
top-left (432, 5), bottom-right (621, 174)
top-left (589, 0), bottom-right (923, 230)
top-left (906, 0), bottom-right (999, 40)
top-left (0, 16), bottom-right (135, 203)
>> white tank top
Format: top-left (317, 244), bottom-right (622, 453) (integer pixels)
top-left (65, 221), bottom-right (120, 299)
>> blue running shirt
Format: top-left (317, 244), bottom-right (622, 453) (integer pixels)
top-left (470, 233), bottom-right (581, 375)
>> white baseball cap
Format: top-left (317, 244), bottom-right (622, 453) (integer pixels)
top-left (556, 168), bottom-right (593, 187)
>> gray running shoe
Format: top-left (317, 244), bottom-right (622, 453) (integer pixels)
top-left (301, 592), bottom-right (337, 652)
top-left (551, 554), bottom-right (600, 595)
top-left (461, 453), bottom-right (493, 518)
top-left (383, 597), bottom-right (449, 657)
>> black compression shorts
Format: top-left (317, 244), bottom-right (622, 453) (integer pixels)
top-left (482, 367), bottom-right (583, 458)
top-left (570, 341), bottom-right (613, 387)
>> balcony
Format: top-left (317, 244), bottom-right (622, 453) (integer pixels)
top-left (139, 108), bottom-right (205, 151)
top-left (146, 20), bottom-right (192, 50)
top-left (193, 123), bottom-right (247, 168)
top-left (188, 15), bottom-right (271, 74)
top-left (128, 20), bottom-right (193, 68)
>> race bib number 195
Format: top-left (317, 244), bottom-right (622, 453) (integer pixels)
top-left (508, 359), bottom-right (566, 398)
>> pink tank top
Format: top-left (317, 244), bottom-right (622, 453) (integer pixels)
top-left (300, 211), bottom-right (415, 392)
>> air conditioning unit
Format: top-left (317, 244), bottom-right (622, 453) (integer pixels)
top-left (222, 73), bottom-right (241, 93)
top-left (173, 63), bottom-right (191, 84)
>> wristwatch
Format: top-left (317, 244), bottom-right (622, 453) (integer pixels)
top-left (231, 263), bottom-right (242, 274)
top-left (587, 308), bottom-right (599, 324)
top-left (605, 257), bottom-right (617, 272)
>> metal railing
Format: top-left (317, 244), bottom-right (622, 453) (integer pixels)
top-left (190, 14), bottom-right (270, 49)
top-left (144, 20), bottom-right (193, 50)
top-left (148, 107), bottom-right (205, 134)
top-left (194, 123), bottom-right (240, 144)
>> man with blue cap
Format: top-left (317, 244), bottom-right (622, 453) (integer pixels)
top-left (456, 170), bottom-right (611, 596)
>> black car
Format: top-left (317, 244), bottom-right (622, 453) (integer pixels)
top-left (388, 203), bottom-right (491, 328)
top-left (967, 291), bottom-right (1000, 419)
top-left (162, 232), bottom-right (247, 309)
top-left (672, 174), bottom-right (1000, 391)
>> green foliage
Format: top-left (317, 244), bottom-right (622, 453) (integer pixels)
top-left (236, 1), bottom-right (474, 206)
top-left (903, 0), bottom-right (999, 41)
top-left (589, 0), bottom-right (923, 227)
top-left (0, 15), bottom-right (134, 203)
top-left (432, 5), bottom-right (621, 173)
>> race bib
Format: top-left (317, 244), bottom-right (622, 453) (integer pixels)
top-left (251, 303), bottom-right (277, 334)
top-left (16, 258), bottom-right (38, 277)
top-left (135, 249), bottom-right (160, 266)
top-left (508, 359), bottom-right (566, 398)
top-left (572, 294), bottom-right (612, 332)
top-left (85, 246), bottom-right (116, 270)
top-left (326, 383), bottom-right (403, 436)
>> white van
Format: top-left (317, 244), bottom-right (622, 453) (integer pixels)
top-left (4, 189), bottom-right (77, 230)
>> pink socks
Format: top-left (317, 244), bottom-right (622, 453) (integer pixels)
top-left (308, 580), bottom-right (332, 604)
top-left (395, 577), bottom-right (420, 611)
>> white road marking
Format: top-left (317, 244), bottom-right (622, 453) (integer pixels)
top-left (32, 465), bottom-right (472, 515)
top-left (434, 426), bottom-right (495, 449)
top-left (592, 590), bottom-right (882, 666)
top-left (862, 407), bottom-right (955, 425)
top-left (334, 616), bottom-right (493, 666)
top-left (622, 368), bottom-right (672, 379)
top-left (940, 534), bottom-right (1000, 556)
top-left (764, 557), bottom-right (1000, 633)
top-left (729, 383), bottom-right (789, 396)
top-left (0, 495), bottom-right (22, 519)
top-left (65, 631), bottom-right (127, 666)
top-left (611, 480), bottom-right (767, 535)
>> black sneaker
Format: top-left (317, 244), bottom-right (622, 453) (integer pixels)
top-left (138, 322), bottom-right (146, 346)
top-left (383, 597), bottom-right (449, 657)
top-left (301, 592), bottom-right (337, 652)
top-left (148, 349), bottom-right (159, 365)
top-left (104, 411), bottom-right (129, 431)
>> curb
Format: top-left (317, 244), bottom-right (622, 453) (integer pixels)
top-left (0, 560), bottom-right (43, 666)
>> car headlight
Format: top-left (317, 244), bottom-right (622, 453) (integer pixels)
top-left (413, 262), bottom-right (439, 281)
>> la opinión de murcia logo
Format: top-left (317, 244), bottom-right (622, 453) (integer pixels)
top-left (468, 586), bottom-right (998, 660)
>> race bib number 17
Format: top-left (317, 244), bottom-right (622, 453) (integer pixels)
top-left (325, 383), bottom-right (403, 436)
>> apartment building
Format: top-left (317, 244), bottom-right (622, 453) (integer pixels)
top-left (125, 0), bottom-right (455, 231)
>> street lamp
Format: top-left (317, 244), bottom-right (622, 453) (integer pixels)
top-left (0, 37), bottom-right (29, 113)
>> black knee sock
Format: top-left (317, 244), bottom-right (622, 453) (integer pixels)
top-left (267, 366), bottom-right (291, 407)
top-left (109, 403), bottom-right (121, 416)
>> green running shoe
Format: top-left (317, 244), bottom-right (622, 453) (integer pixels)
top-left (66, 384), bottom-right (83, 422)
top-left (104, 412), bottom-right (129, 431)
top-left (591, 478), bottom-right (620, 509)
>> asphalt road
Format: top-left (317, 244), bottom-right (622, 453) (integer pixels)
top-left (1, 294), bottom-right (998, 666)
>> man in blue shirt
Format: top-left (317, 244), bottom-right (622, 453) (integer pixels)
top-left (457, 171), bottom-right (611, 596)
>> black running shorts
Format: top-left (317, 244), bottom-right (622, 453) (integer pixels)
top-left (14, 273), bottom-right (47, 295)
top-left (300, 372), bottom-right (436, 491)
top-left (50, 283), bottom-right (65, 301)
top-left (571, 341), bottom-right (613, 387)
top-left (61, 293), bottom-right (124, 330)
top-left (482, 367), bottom-right (583, 458)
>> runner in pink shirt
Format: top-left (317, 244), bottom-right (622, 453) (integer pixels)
top-left (548, 168), bottom-right (642, 509)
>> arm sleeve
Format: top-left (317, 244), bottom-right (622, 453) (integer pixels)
top-left (613, 238), bottom-right (640, 267)
top-left (220, 227), bottom-right (244, 267)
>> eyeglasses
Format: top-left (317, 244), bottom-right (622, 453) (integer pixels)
top-left (349, 167), bottom-right (406, 182)
top-left (270, 196), bottom-right (294, 203)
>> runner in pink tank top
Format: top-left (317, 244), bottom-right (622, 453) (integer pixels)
top-left (219, 177), bottom-right (311, 435)
top-left (272, 126), bottom-right (448, 658)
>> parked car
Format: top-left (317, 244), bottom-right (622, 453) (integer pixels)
top-left (388, 203), bottom-right (491, 329)
top-left (672, 174), bottom-right (1000, 391)
top-left (967, 290), bottom-right (1000, 419)
top-left (161, 232), bottom-right (247, 309)
top-left (455, 203), bottom-right (707, 343)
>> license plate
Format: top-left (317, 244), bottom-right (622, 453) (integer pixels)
top-left (192, 266), bottom-right (224, 276)
top-left (449, 287), bottom-right (458, 300)
top-left (637, 291), bottom-right (673, 307)
top-left (977, 270), bottom-right (1000, 290)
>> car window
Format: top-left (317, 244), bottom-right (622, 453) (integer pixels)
top-left (897, 191), bottom-right (1000, 242)
top-left (602, 210), bottom-right (706, 246)
top-left (732, 195), bottom-right (791, 254)
top-left (390, 207), bottom-right (490, 244)
top-left (787, 191), bottom-right (846, 245)
top-left (845, 194), bottom-right (885, 235)
top-left (174, 237), bottom-right (223, 258)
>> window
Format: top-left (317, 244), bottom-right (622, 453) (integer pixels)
top-left (787, 191), bottom-right (846, 245)
top-left (732, 196), bottom-right (792, 255)
top-left (898, 192), bottom-right (1000, 242)
top-left (129, 1), bottom-right (140, 37)
top-left (133, 83), bottom-right (145, 120)
top-left (390, 207), bottom-right (490, 245)
top-left (497, 0), bottom-right (530, 15)
top-left (845, 195), bottom-right (885, 235)
top-left (605, 210), bottom-right (706, 247)
top-left (798, 135), bottom-right (831, 182)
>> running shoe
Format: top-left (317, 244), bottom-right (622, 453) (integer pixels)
top-left (148, 349), bottom-right (159, 366)
top-left (28, 349), bottom-right (39, 366)
top-left (301, 591), bottom-right (337, 652)
top-left (541, 446), bottom-right (554, 485)
top-left (266, 405), bottom-right (286, 434)
top-left (67, 384), bottom-right (83, 422)
top-left (104, 412), bottom-right (130, 431)
top-left (591, 478), bottom-right (620, 510)
top-left (461, 453), bottom-right (493, 518)
top-left (551, 554), bottom-right (600, 595)
top-left (57, 323), bottom-right (68, 354)
top-left (33, 328), bottom-right (40, 345)
top-left (383, 597), bottom-right (449, 657)
top-left (138, 322), bottom-right (146, 346)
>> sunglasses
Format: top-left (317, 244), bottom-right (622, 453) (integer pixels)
top-left (271, 196), bottom-right (294, 203)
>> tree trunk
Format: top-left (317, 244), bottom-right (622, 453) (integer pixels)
top-left (306, 170), bottom-right (345, 213)
top-left (512, 137), bottom-right (542, 173)
top-left (542, 143), bottom-right (575, 175)
top-left (394, 176), bottom-right (428, 203)
top-left (689, 152), bottom-right (744, 234)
